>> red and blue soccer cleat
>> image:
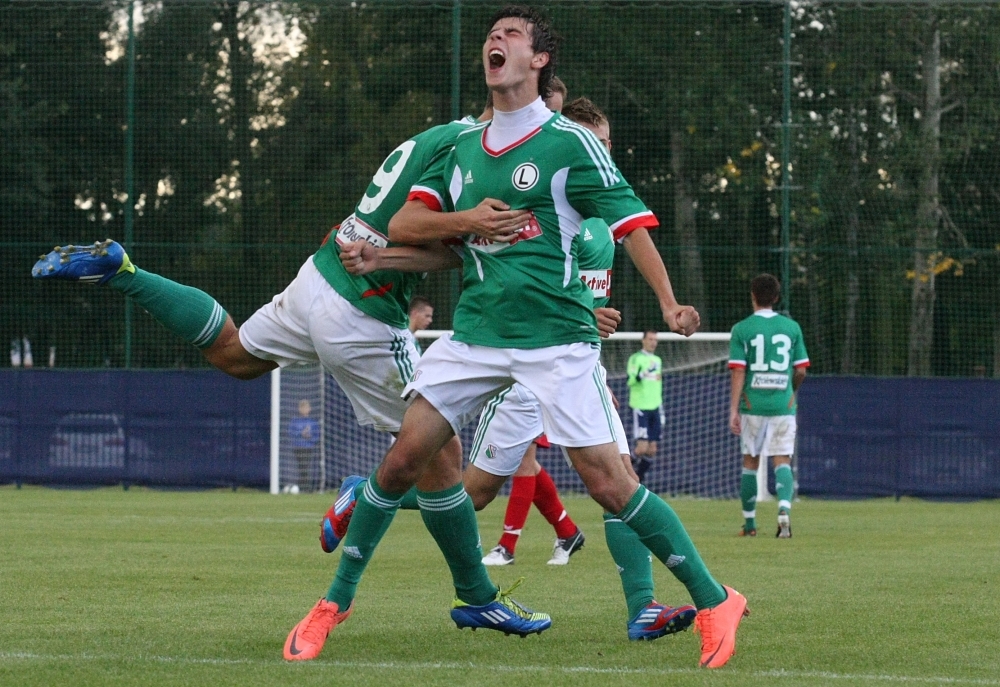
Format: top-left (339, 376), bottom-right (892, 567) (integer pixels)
top-left (627, 601), bottom-right (697, 641)
top-left (320, 475), bottom-right (365, 553)
top-left (32, 239), bottom-right (134, 285)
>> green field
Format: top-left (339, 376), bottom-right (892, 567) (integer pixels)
top-left (1, 486), bottom-right (998, 686)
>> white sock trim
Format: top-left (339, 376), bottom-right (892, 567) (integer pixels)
top-left (742, 510), bottom-right (756, 519)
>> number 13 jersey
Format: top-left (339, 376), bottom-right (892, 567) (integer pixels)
top-left (729, 310), bottom-right (809, 416)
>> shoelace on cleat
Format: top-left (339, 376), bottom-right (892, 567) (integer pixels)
top-left (496, 578), bottom-right (547, 621)
top-left (297, 602), bottom-right (339, 643)
top-left (693, 609), bottom-right (716, 644)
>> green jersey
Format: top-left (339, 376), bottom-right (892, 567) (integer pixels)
top-left (411, 113), bottom-right (656, 348)
top-left (312, 118), bottom-right (475, 329)
top-left (626, 350), bottom-right (663, 410)
top-left (729, 309), bottom-right (809, 416)
top-left (576, 218), bottom-right (615, 308)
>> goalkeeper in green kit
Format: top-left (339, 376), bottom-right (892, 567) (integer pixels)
top-left (728, 274), bottom-right (809, 538)
top-left (626, 330), bottom-right (663, 483)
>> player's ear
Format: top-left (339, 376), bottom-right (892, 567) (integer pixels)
top-left (532, 51), bottom-right (550, 69)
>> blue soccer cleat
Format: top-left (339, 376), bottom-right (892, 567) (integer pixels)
top-left (32, 239), bottom-right (134, 285)
top-left (320, 475), bottom-right (365, 553)
top-left (627, 601), bottom-right (697, 641)
top-left (451, 578), bottom-right (551, 637)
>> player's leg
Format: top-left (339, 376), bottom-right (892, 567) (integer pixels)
top-left (464, 385), bottom-right (542, 564)
top-left (739, 414), bottom-right (768, 537)
top-left (603, 411), bottom-right (694, 640)
top-left (531, 455), bottom-right (584, 566)
top-left (740, 453), bottom-right (760, 537)
top-left (32, 239), bottom-right (277, 379)
top-left (632, 410), bottom-right (652, 483)
top-left (491, 448), bottom-right (536, 563)
top-left (766, 415), bottom-right (797, 538)
top-left (521, 343), bottom-right (745, 667)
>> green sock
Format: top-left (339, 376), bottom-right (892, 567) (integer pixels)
top-left (775, 464), bottom-right (794, 515)
top-left (603, 512), bottom-right (654, 620)
top-left (740, 468), bottom-right (758, 531)
top-left (107, 268), bottom-right (226, 349)
top-left (617, 485), bottom-right (726, 610)
top-left (399, 486), bottom-right (419, 510)
top-left (418, 483), bottom-right (497, 606)
top-left (326, 474), bottom-right (402, 608)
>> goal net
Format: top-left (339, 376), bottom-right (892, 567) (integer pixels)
top-left (270, 332), bottom-right (742, 498)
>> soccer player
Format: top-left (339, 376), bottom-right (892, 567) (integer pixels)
top-left (728, 273), bottom-right (809, 538)
top-left (321, 6), bottom-right (748, 669)
top-left (626, 330), bottom-right (664, 484)
top-left (31, 113), bottom-right (552, 656)
top-left (407, 296), bottom-right (435, 334)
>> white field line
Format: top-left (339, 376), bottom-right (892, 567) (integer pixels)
top-left (1, 653), bottom-right (998, 685)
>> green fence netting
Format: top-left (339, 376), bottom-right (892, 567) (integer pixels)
top-left (3, 0), bottom-right (999, 375)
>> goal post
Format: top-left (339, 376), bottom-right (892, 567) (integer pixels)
top-left (269, 331), bottom-right (783, 500)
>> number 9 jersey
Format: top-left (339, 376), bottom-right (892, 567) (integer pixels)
top-left (728, 310), bottom-right (809, 416)
top-left (312, 117), bottom-right (476, 330)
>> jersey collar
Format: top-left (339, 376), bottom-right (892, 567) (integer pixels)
top-left (754, 309), bottom-right (778, 318)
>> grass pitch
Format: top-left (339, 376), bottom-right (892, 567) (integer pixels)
top-left (1, 486), bottom-right (998, 687)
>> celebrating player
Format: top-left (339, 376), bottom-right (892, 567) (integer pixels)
top-left (321, 5), bottom-right (748, 669)
top-left (31, 111), bottom-right (552, 656)
top-left (728, 273), bottom-right (809, 538)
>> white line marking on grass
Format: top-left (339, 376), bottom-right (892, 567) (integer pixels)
top-left (2, 652), bottom-right (998, 684)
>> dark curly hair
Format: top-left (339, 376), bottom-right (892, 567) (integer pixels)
top-left (488, 6), bottom-right (560, 100)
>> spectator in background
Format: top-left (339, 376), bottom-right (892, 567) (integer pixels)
top-left (407, 296), bottom-right (434, 336)
top-left (288, 398), bottom-right (320, 493)
top-left (627, 330), bottom-right (663, 484)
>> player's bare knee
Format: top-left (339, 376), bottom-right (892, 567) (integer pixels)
top-left (202, 322), bottom-right (274, 380)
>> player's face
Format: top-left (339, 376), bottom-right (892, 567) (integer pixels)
top-left (642, 333), bottom-right (658, 352)
top-left (410, 305), bottom-right (434, 331)
top-left (483, 18), bottom-right (549, 95)
top-left (579, 119), bottom-right (611, 153)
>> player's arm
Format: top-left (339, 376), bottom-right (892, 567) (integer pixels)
top-left (622, 229), bottom-right (699, 337)
top-left (339, 240), bottom-right (461, 276)
top-left (729, 366), bottom-right (746, 436)
top-left (389, 198), bottom-right (533, 245)
top-left (626, 353), bottom-right (640, 387)
top-left (728, 329), bottom-right (748, 435)
top-left (562, 130), bottom-right (698, 335)
top-left (792, 365), bottom-right (807, 392)
top-left (791, 326), bottom-right (809, 393)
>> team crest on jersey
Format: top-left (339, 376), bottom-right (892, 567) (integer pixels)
top-left (485, 444), bottom-right (498, 460)
top-left (511, 163), bottom-right (539, 191)
top-left (467, 213), bottom-right (542, 254)
top-left (335, 213), bottom-right (389, 249)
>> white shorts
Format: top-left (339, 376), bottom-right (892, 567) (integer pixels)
top-left (405, 334), bottom-right (618, 449)
top-left (740, 414), bottom-right (797, 458)
top-left (239, 257), bottom-right (419, 432)
top-left (468, 370), bottom-right (632, 478)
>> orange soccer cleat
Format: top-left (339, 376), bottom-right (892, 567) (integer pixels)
top-left (283, 598), bottom-right (353, 661)
top-left (694, 586), bottom-right (749, 669)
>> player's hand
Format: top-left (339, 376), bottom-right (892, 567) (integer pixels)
top-left (465, 198), bottom-right (533, 243)
top-left (729, 409), bottom-right (742, 436)
top-left (664, 305), bottom-right (700, 337)
top-left (339, 240), bottom-right (379, 275)
top-left (594, 307), bottom-right (621, 338)
top-left (607, 385), bottom-right (620, 410)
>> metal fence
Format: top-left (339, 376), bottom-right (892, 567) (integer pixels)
top-left (3, 0), bottom-right (999, 375)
